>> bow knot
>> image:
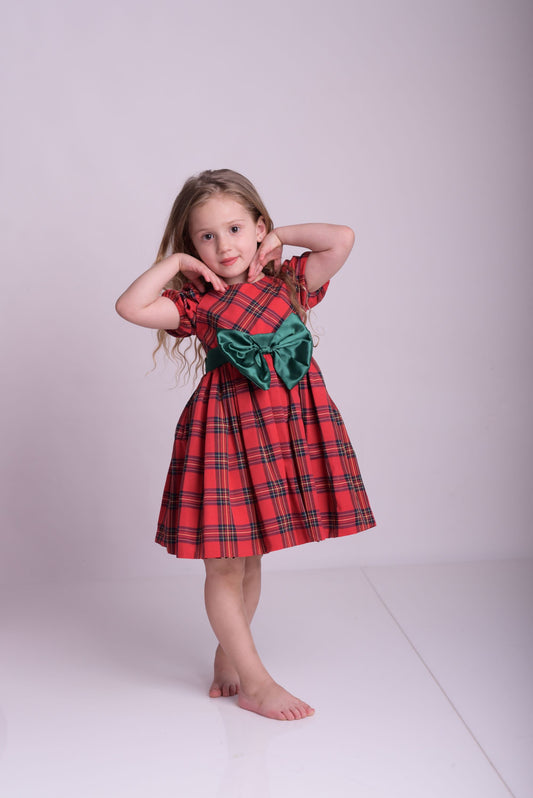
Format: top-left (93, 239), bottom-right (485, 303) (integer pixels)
top-left (207, 314), bottom-right (313, 390)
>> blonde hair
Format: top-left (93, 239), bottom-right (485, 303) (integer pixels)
top-left (153, 169), bottom-right (305, 379)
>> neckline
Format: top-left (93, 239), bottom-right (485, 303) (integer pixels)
top-left (215, 273), bottom-right (270, 293)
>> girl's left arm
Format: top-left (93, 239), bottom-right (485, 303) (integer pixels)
top-left (250, 224), bottom-right (355, 291)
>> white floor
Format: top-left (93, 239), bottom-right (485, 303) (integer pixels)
top-left (1, 561), bottom-right (531, 798)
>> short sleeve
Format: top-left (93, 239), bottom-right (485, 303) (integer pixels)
top-left (161, 286), bottom-right (200, 338)
top-left (281, 251), bottom-right (329, 310)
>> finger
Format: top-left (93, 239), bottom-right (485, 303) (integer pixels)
top-left (257, 248), bottom-right (268, 267)
top-left (247, 256), bottom-right (260, 282)
top-left (190, 278), bottom-right (206, 293)
top-left (206, 273), bottom-right (228, 292)
top-left (194, 264), bottom-right (226, 292)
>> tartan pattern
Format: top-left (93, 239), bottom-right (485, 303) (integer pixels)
top-left (157, 253), bottom-right (376, 558)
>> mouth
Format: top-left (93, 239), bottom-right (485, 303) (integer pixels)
top-left (220, 257), bottom-right (238, 266)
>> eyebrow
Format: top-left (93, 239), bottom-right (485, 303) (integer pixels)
top-left (192, 218), bottom-right (249, 234)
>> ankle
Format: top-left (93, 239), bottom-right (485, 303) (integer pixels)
top-left (240, 673), bottom-right (276, 696)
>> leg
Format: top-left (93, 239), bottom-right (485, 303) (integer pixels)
top-left (210, 555), bottom-right (262, 698)
top-left (204, 557), bottom-right (314, 721)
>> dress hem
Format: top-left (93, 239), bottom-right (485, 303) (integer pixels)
top-left (155, 519), bottom-right (376, 559)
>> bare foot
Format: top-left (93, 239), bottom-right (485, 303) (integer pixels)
top-left (209, 645), bottom-right (240, 698)
top-left (238, 678), bottom-right (315, 720)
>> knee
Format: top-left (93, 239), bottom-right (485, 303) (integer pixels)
top-left (244, 555), bottom-right (262, 576)
top-left (204, 557), bottom-right (246, 585)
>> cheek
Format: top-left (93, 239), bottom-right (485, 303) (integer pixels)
top-left (195, 241), bottom-right (211, 259)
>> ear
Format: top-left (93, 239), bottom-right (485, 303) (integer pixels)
top-left (256, 216), bottom-right (267, 242)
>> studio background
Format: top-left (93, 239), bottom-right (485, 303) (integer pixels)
top-left (1, 0), bottom-right (532, 585)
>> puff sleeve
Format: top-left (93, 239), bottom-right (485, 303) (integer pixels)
top-left (281, 252), bottom-right (329, 310)
top-left (161, 286), bottom-right (200, 338)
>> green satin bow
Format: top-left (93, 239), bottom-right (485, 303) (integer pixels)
top-left (206, 313), bottom-right (313, 390)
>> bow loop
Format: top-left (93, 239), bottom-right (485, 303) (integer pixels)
top-left (217, 328), bottom-right (272, 389)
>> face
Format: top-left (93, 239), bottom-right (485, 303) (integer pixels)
top-left (188, 194), bottom-right (266, 285)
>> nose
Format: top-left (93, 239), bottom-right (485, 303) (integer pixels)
top-left (217, 234), bottom-right (231, 254)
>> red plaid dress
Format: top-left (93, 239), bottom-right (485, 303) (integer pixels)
top-left (156, 253), bottom-right (376, 558)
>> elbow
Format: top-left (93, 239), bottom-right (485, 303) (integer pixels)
top-left (115, 295), bottom-right (134, 321)
top-left (341, 225), bottom-right (355, 253)
top-left (115, 295), bottom-right (126, 319)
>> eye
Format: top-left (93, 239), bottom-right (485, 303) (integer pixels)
top-left (201, 233), bottom-right (214, 241)
top-left (230, 225), bottom-right (240, 233)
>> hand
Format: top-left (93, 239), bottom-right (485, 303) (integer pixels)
top-left (247, 231), bottom-right (283, 282)
top-left (178, 253), bottom-right (228, 293)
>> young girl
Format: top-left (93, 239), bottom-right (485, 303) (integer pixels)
top-left (116, 169), bottom-right (375, 721)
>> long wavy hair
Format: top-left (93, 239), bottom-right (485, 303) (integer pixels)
top-left (153, 169), bottom-right (306, 380)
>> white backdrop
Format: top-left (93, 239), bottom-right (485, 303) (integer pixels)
top-left (1, 0), bottom-right (532, 584)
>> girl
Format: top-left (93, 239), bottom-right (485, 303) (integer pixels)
top-left (116, 169), bottom-right (375, 721)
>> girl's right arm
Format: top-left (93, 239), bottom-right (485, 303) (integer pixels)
top-left (115, 253), bottom-right (227, 329)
